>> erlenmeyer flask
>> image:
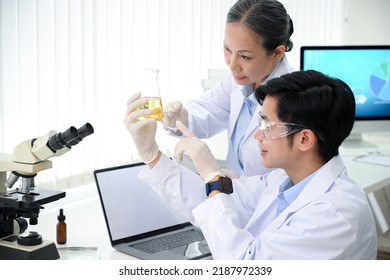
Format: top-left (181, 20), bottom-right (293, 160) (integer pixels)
top-left (138, 68), bottom-right (164, 121)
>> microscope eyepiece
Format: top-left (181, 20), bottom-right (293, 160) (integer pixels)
top-left (47, 126), bottom-right (79, 152)
top-left (67, 123), bottom-right (95, 147)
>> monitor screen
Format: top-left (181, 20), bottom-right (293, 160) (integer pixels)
top-left (300, 45), bottom-right (390, 147)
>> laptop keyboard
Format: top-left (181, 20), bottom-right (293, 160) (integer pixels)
top-left (130, 229), bottom-right (205, 254)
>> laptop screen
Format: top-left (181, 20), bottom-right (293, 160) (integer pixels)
top-left (94, 162), bottom-right (188, 242)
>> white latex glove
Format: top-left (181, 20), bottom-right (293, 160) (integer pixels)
top-left (174, 121), bottom-right (222, 182)
top-left (162, 101), bottom-right (189, 135)
top-left (220, 168), bottom-right (240, 179)
top-left (123, 92), bottom-right (159, 164)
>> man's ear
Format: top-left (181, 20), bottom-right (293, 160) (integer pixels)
top-left (298, 129), bottom-right (316, 151)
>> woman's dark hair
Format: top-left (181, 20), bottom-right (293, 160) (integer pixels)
top-left (255, 70), bottom-right (356, 163)
top-left (227, 0), bottom-right (294, 54)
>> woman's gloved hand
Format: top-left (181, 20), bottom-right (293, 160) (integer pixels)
top-left (123, 92), bottom-right (159, 164)
top-left (162, 101), bottom-right (189, 135)
top-left (174, 121), bottom-right (222, 182)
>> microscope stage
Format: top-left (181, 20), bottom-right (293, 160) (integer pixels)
top-left (0, 188), bottom-right (65, 209)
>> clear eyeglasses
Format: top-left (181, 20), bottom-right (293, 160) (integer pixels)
top-left (258, 114), bottom-right (305, 140)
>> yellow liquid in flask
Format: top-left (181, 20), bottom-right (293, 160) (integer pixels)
top-left (138, 96), bottom-right (164, 121)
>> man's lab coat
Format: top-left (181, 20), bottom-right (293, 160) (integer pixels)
top-left (139, 155), bottom-right (378, 260)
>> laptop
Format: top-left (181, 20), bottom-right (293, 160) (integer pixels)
top-left (94, 162), bottom-right (212, 260)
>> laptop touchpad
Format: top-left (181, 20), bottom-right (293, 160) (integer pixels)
top-left (170, 239), bottom-right (211, 259)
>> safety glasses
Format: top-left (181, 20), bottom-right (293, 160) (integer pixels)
top-left (258, 114), bottom-right (305, 140)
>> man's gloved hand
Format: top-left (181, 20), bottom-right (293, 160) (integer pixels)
top-left (162, 101), bottom-right (189, 135)
top-left (123, 92), bottom-right (159, 164)
top-left (174, 121), bottom-right (222, 182)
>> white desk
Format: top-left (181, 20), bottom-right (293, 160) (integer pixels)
top-left (33, 132), bottom-right (390, 259)
top-left (32, 184), bottom-right (136, 260)
top-left (340, 132), bottom-right (390, 253)
top-left (340, 132), bottom-right (390, 193)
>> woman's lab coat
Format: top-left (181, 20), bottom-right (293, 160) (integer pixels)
top-left (185, 57), bottom-right (294, 176)
top-left (139, 155), bottom-right (378, 260)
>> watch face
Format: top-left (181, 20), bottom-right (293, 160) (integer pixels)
top-left (221, 177), bottom-right (233, 194)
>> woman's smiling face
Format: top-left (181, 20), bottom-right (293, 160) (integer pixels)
top-left (223, 22), bottom-right (278, 89)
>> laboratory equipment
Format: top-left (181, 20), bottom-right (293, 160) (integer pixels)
top-left (137, 68), bottom-right (164, 121)
top-left (0, 123), bottom-right (94, 259)
top-left (56, 208), bottom-right (67, 244)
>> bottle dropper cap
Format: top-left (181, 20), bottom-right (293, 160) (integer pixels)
top-left (58, 208), bottom-right (66, 221)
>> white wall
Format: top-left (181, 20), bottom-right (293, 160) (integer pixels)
top-left (345, 0), bottom-right (390, 45)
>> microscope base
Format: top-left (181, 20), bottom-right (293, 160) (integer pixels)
top-left (0, 235), bottom-right (59, 260)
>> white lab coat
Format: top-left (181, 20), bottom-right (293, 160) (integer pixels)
top-left (185, 57), bottom-right (294, 176)
top-left (139, 155), bottom-right (378, 260)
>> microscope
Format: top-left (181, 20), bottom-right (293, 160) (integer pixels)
top-left (0, 123), bottom-right (94, 259)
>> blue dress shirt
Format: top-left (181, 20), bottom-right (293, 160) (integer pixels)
top-left (276, 171), bottom-right (318, 217)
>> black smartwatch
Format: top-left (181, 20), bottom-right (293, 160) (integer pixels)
top-left (205, 176), bottom-right (233, 196)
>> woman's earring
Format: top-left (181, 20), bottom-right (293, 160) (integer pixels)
top-left (274, 60), bottom-right (279, 65)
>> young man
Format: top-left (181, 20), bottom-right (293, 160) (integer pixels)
top-left (124, 70), bottom-right (377, 259)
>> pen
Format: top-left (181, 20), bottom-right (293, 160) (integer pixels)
top-left (57, 246), bottom-right (98, 251)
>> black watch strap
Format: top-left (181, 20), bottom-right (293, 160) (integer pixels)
top-left (205, 180), bottom-right (222, 196)
top-left (205, 177), bottom-right (233, 196)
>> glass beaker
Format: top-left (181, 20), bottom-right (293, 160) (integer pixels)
top-left (137, 68), bottom-right (164, 121)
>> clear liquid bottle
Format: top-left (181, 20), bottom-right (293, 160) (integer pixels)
top-left (56, 208), bottom-right (67, 244)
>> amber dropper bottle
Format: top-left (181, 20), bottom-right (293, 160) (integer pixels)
top-left (56, 208), bottom-right (67, 244)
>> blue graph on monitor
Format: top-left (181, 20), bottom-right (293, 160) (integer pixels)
top-left (370, 61), bottom-right (390, 101)
top-left (303, 49), bottom-right (390, 118)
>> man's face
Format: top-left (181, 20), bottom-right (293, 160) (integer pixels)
top-left (254, 96), bottom-right (301, 170)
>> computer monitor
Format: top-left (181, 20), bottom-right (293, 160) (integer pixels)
top-left (300, 45), bottom-right (390, 148)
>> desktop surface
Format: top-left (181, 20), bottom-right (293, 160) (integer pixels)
top-left (33, 185), bottom-right (135, 260)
